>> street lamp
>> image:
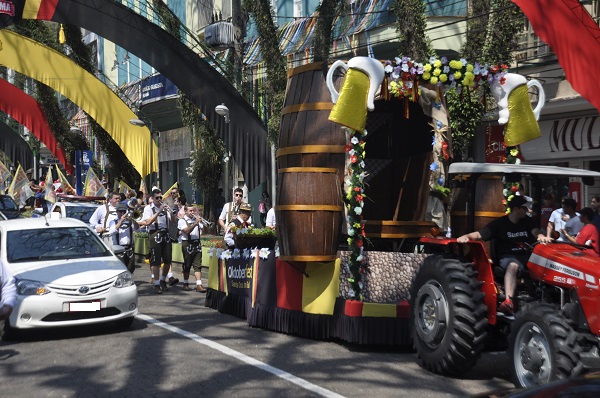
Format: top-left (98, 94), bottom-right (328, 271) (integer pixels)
top-left (215, 103), bottom-right (232, 201)
top-left (129, 118), bottom-right (158, 190)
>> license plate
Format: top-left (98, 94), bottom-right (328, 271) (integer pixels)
top-left (69, 301), bottom-right (101, 312)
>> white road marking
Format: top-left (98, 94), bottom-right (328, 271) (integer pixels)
top-left (137, 314), bottom-right (345, 398)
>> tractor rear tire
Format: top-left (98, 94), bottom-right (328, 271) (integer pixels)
top-left (509, 302), bottom-right (583, 388)
top-left (410, 255), bottom-right (488, 375)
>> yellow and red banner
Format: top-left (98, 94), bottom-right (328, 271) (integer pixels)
top-left (83, 168), bottom-right (107, 197)
top-left (44, 169), bottom-right (56, 204)
top-left (55, 164), bottom-right (75, 195)
top-left (8, 164), bottom-right (30, 204)
top-left (0, 159), bottom-right (10, 185)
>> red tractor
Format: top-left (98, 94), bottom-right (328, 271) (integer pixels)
top-left (410, 163), bottom-right (600, 388)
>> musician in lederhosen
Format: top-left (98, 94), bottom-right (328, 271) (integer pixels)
top-left (178, 205), bottom-right (207, 293)
top-left (139, 188), bottom-right (174, 294)
top-left (109, 203), bottom-right (139, 274)
top-left (224, 203), bottom-right (253, 249)
top-left (218, 187), bottom-right (252, 235)
top-left (89, 191), bottom-right (121, 248)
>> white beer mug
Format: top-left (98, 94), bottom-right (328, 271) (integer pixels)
top-left (326, 56), bottom-right (385, 132)
top-left (490, 73), bottom-right (545, 146)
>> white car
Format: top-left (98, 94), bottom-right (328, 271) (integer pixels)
top-left (1, 218), bottom-right (138, 339)
top-left (49, 201), bottom-right (102, 223)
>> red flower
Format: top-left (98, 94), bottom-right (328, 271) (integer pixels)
top-left (490, 65), bottom-right (499, 73)
top-left (499, 77), bottom-right (506, 85)
top-left (353, 187), bottom-right (361, 192)
top-left (356, 239), bottom-right (363, 248)
top-left (356, 194), bottom-right (363, 202)
top-left (345, 145), bottom-right (352, 153)
top-left (350, 155), bottom-right (358, 163)
top-left (511, 185), bottom-right (518, 193)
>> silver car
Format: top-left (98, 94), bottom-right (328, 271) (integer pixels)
top-left (1, 218), bottom-right (138, 340)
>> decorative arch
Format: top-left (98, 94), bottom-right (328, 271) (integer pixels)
top-left (0, 119), bottom-right (34, 172)
top-left (0, 78), bottom-right (72, 174)
top-left (0, 29), bottom-right (157, 178)
top-left (0, 0), bottom-right (269, 190)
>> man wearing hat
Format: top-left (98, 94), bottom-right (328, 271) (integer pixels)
top-left (224, 202), bottom-right (253, 249)
top-left (108, 203), bottom-right (139, 273)
top-left (457, 195), bottom-right (552, 315)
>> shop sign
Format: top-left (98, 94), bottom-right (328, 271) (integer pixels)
top-left (520, 116), bottom-right (600, 161)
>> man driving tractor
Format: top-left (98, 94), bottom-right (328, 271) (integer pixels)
top-left (457, 196), bottom-right (553, 314)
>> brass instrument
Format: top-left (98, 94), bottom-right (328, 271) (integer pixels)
top-left (129, 209), bottom-right (143, 222)
top-left (189, 215), bottom-right (213, 228)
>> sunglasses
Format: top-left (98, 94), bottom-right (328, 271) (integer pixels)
top-left (154, 196), bottom-right (163, 199)
top-left (235, 194), bottom-right (242, 197)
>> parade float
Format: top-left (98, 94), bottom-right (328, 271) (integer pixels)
top-left (205, 55), bottom-right (547, 345)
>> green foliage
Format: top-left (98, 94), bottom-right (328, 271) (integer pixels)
top-left (243, 0), bottom-right (286, 146)
top-left (312, 0), bottom-right (344, 62)
top-left (483, 0), bottom-right (524, 66)
top-left (462, 0), bottom-right (490, 61)
top-left (178, 94), bottom-right (225, 219)
top-left (446, 88), bottom-right (484, 161)
top-left (392, 0), bottom-right (433, 61)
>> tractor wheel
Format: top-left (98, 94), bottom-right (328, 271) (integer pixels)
top-left (509, 302), bottom-right (583, 388)
top-left (410, 255), bottom-right (488, 375)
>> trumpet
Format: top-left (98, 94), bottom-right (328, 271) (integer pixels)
top-left (191, 215), bottom-right (213, 228)
top-left (129, 209), bottom-right (143, 222)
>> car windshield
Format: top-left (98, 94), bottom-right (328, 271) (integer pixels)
top-left (0, 196), bottom-right (17, 211)
top-left (7, 227), bottom-right (112, 263)
top-left (65, 206), bottom-right (98, 223)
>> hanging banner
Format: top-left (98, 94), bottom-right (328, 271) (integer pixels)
top-left (75, 150), bottom-right (92, 196)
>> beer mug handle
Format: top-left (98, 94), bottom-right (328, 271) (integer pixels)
top-left (326, 60), bottom-right (348, 104)
top-left (527, 79), bottom-right (545, 120)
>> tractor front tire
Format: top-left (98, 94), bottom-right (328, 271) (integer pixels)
top-left (410, 255), bottom-right (488, 375)
top-left (509, 302), bottom-right (583, 388)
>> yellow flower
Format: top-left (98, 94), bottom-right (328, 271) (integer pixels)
top-left (510, 148), bottom-right (519, 156)
top-left (423, 72), bottom-right (431, 80)
top-left (453, 71), bottom-right (462, 80)
top-left (450, 60), bottom-right (462, 70)
top-left (466, 64), bottom-right (474, 72)
top-left (439, 74), bottom-right (448, 83)
top-left (433, 68), bottom-right (441, 76)
top-left (433, 60), bottom-right (442, 68)
top-left (423, 63), bottom-right (432, 72)
top-left (430, 76), bottom-right (438, 84)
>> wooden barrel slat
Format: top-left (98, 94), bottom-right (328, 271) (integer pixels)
top-left (276, 169), bottom-right (343, 261)
top-left (278, 62), bottom-right (346, 182)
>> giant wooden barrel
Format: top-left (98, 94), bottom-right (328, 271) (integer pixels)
top-left (277, 62), bottom-right (346, 183)
top-left (276, 167), bottom-right (344, 262)
top-left (450, 175), bottom-right (505, 238)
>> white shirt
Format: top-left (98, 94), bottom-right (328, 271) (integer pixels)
top-left (219, 201), bottom-right (252, 225)
top-left (142, 203), bottom-right (171, 231)
top-left (89, 204), bottom-right (118, 233)
top-left (0, 258), bottom-right (16, 309)
top-left (266, 208), bottom-right (276, 227)
top-left (178, 215), bottom-right (201, 241)
top-left (549, 208), bottom-right (568, 241)
top-left (109, 218), bottom-right (136, 246)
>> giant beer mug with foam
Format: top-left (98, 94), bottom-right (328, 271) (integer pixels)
top-left (490, 73), bottom-right (545, 146)
top-left (326, 57), bottom-right (384, 132)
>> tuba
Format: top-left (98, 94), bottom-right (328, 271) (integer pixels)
top-left (130, 209), bottom-right (143, 222)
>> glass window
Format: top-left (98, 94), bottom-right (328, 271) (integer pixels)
top-left (7, 227), bottom-right (111, 263)
top-left (65, 206), bottom-right (98, 223)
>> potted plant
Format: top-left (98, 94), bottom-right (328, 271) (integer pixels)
top-left (231, 226), bottom-right (276, 249)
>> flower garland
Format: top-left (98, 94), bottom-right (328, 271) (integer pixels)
top-left (344, 128), bottom-right (368, 300)
top-left (384, 55), bottom-right (509, 100)
top-left (502, 146), bottom-right (522, 213)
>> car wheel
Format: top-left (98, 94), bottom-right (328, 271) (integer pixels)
top-left (114, 316), bottom-right (134, 330)
top-left (410, 254), bottom-right (488, 375)
top-left (509, 302), bottom-right (582, 388)
top-left (1, 319), bottom-right (19, 341)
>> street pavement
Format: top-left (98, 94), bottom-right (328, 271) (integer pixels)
top-left (0, 262), bottom-right (514, 397)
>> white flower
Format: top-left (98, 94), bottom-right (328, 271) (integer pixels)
top-left (275, 246), bottom-right (280, 257)
top-left (360, 161), bottom-right (365, 168)
top-left (349, 149), bottom-right (356, 156)
top-left (250, 248), bottom-right (258, 258)
top-left (243, 248), bottom-right (251, 259)
top-left (232, 248), bottom-right (241, 259)
top-left (384, 64), bottom-right (393, 74)
top-left (216, 248), bottom-right (223, 258)
top-left (259, 248), bottom-right (270, 260)
top-left (350, 136), bottom-right (359, 145)
top-left (209, 248), bottom-right (215, 258)
top-left (348, 227), bottom-right (355, 236)
top-left (221, 249), bottom-right (232, 260)
top-left (354, 206), bottom-right (362, 215)
top-left (356, 254), bottom-right (363, 262)
top-left (514, 158), bottom-right (521, 164)
top-left (361, 129), bottom-right (368, 137)
top-left (503, 189), bottom-right (508, 196)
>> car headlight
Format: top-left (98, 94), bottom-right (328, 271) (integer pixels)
top-left (16, 279), bottom-right (51, 296)
top-left (114, 271), bottom-right (134, 288)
